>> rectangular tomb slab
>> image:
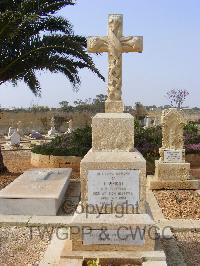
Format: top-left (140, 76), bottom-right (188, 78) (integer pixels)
top-left (0, 168), bottom-right (72, 215)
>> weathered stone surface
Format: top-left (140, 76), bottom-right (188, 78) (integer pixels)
top-left (151, 108), bottom-right (198, 189)
top-left (155, 160), bottom-right (190, 181)
top-left (87, 14), bottom-right (143, 112)
top-left (31, 152), bottom-right (81, 171)
top-left (160, 108), bottom-right (186, 151)
top-left (92, 113), bottom-right (134, 151)
top-left (0, 168), bottom-right (72, 215)
top-left (105, 100), bottom-right (124, 113)
top-left (148, 175), bottom-right (199, 190)
top-left (80, 149), bottom-right (146, 214)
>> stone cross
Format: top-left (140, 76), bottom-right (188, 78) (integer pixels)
top-left (87, 14), bottom-right (143, 113)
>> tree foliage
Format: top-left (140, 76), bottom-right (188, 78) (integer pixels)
top-left (166, 89), bottom-right (189, 109)
top-left (59, 94), bottom-right (107, 113)
top-left (0, 0), bottom-right (104, 95)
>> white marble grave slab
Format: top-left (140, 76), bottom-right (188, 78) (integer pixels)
top-left (0, 168), bottom-right (71, 215)
top-left (164, 149), bottom-right (182, 163)
top-left (88, 169), bottom-right (139, 206)
top-left (83, 228), bottom-right (145, 245)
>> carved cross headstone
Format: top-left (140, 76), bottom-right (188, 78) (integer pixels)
top-left (161, 108), bottom-right (186, 150)
top-left (159, 108), bottom-right (187, 163)
top-left (87, 14), bottom-right (143, 113)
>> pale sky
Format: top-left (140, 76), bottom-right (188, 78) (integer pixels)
top-left (0, 0), bottom-right (200, 108)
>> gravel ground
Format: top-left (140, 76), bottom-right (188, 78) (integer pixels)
top-left (174, 231), bottom-right (200, 266)
top-left (0, 226), bottom-right (51, 266)
top-left (0, 173), bottom-right (19, 190)
top-left (154, 190), bottom-right (200, 219)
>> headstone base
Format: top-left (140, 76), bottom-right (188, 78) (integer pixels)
top-left (69, 213), bottom-right (155, 252)
top-left (147, 175), bottom-right (199, 190)
top-left (80, 149), bottom-right (146, 214)
top-left (105, 100), bottom-right (124, 113)
top-left (155, 160), bottom-right (190, 181)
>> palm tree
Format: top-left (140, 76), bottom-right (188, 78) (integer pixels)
top-left (0, 146), bottom-right (7, 173)
top-left (0, 0), bottom-right (104, 172)
top-left (0, 0), bottom-right (104, 94)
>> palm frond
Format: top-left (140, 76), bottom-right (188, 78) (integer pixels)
top-left (0, 0), bottom-right (104, 95)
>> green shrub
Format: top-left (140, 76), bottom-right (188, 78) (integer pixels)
top-left (32, 121), bottom-right (200, 158)
top-left (32, 126), bottom-right (92, 157)
top-left (87, 259), bottom-right (101, 266)
top-left (134, 121), bottom-right (162, 161)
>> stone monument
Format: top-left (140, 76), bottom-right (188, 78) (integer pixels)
top-left (16, 121), bottom-right (24, 137)
top-left (60, 14), bottom-right (166, 265)
top-left (48, 116), bottom-right (57, 137)
top-left (10, 130), bottom-right (21, 146)
top-left (7, 126), bottom-right (15, 138)
top-left (88, 14), bottom-right (143, 113)
top-left (65, 119), bottom-right (73, 134)
top-left (149, 108), bottom-right (199, 189)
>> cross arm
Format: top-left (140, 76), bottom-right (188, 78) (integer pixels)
top-left (87, 36), bottom-right (108, 53)
top-left (121, 36), bottom-right (143, 53)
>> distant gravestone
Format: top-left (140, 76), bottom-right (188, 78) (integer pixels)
top-left (144, 117), bottom-right (152, 128)
top-left (48, 127), bottom-right (57, 137)
top-left (47, 116), bottom-right (58, 137)
top-left (65, 119), bottom-right (73, 134)
top-left (8, 127), bottom-right (15, 138)
top-left (16, 121), bottom-right (24, 137)
top-left (31, 130), bottom-right (43, 139)
top-left (10, 131), bottom-right (21, 146)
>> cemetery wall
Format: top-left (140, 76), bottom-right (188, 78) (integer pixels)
top-left (31, 152), bottom-right (81, 171)
top-left (2, 150), bottom-right (31, 172)
top-left (148, 109), bottom-right (200, 123)
top-left (0, 111), bottom-right (92, 135)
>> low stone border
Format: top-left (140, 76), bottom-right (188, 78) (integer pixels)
top-left (147, 175), bottom-right (199, 190)
top-left (31, 152), bottom-right (81, 171)
top-left (146, 190), bottom-right (200, 231)
top-left (39, 228), bottom-right (68, 266)
top-left (146, 189), bottom-right (200, 266)
top-left (0, 215), bottom-right (72, 226)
